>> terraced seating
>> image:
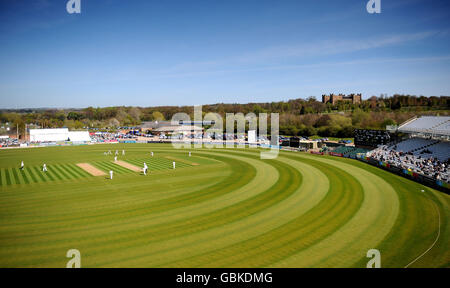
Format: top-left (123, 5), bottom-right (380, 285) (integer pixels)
top-left (332, 146), bottom-right (355, 155)
top-left (417, 141), bottom-right (450, 162)
top-left (347, 148), bottom-right (370, 158)
top-left (389, 137), bottom-right (449, 162)
top-left (390, 138), bottom-right (436, 153)
top-left (369, 143), bottom-right (449, 182)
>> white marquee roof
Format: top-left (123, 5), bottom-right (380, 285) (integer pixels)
top-left (398, 116), bottom-right (450, 136)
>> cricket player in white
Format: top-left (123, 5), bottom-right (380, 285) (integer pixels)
top-left (20, 161), bottom-right (24, 170)
top-left (151, 151), bottom-right (154, 157)
top-left (115, 150), bottom-right (118, 156)
top-left (43, 164), bottom-right (47, 172)
top-left (189, 151), bottom-right (191, 157)
top-left (109, 170), bottom-right (113, 180)
top-left (114, 156), bottom-right (117, 162)
top-left (173, 161), bottom-right (176, 169)
top-left (122, 150), bottom-right (125, 156)
top-left (143, 163), bottom-right (148, 175)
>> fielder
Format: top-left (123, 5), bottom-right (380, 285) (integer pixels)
top-left (143, 162), bottom-right (148, 175)
top-left (115, 150), bottom-right (118, 156)
top-left (109, 170), bottom-right (113, 180)
top-left (114, 156), bottom-right (118, 162)
top-left (151, 151), bottom-right (154, 157)
top-left (42, 164), bottom-right (47, 172)
top-left (20, 161), bottom-right (24, 170)
top-left (173, 161), bottom-right (176, 169)
top-left (189, 151), bottom-right (191, 157)
top-left (122, 150), bottom-right (125, 156)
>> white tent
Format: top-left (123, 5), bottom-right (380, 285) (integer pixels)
top-left (398, 116), bottom-right (450, 136)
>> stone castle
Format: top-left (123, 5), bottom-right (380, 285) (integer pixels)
top-left (322, 93), bottom-right (362, 105)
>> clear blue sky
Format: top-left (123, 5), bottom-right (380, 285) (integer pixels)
top-left (1, 0), bottom-right (449, 108)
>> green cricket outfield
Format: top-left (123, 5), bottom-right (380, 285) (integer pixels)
top-left (0, 144), bottom-right (448, 268)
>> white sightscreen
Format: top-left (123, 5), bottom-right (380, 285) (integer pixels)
top-left (30, 129), bottom-right (69, 142)
top-left (248, 130), bottom-right (256, 143)
top-left (68, 131), bottom-right (91, 142)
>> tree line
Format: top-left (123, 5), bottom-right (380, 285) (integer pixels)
top-left (0, 94), bottom-right (448, 138)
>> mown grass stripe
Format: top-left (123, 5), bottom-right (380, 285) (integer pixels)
top-left (15, 168), bottom-right (26, 184)
top-left (111, 161), bottom-right (133, 171)
top-left (54, 164), bottom-right (75, 180)
top-left (129, 158), bottom-right (177, 170)
top-left (32, 167), bottom-right (44, 182)
top-left (63, 164), bottom-right (85, 178)
top-left (103, 162), bottom-right (125, 173)
top-left (147, 162), bottom-right (167, 170)
top-left (110, 163), bottom-right (133, 174)
top-left (100, 162), bottom-right (126, 174)
top-left (0, 170), bottom-right (3, 186)
top-left (4, 169), bottom-right (12, 185)
top-left (126, 159), bottom-right (143, 167)
top-left (11, 168), bottom-right (21, 185)
top-left (19, 168), bottom-right (31, 184)
top-left (124, 159), bottom-right (157, 171)
top-left (8, 168), bottom-right (17, 185)
top-left (23, 168), bottom-right (37, 184)
top-left (148, 162), bottom-right (167, 170)
top-left (68, 164), bottom-right (91, 178)
top-left (25, 168), bottom-right (39, 183)
top-left (33, 166), bottom-right (50, 182)
top-left (102, 162), bottom-right (130, 174)
top-left (59, 164), bottom-right (81, 179)
top-left (91, 162), bottom-right (112, 173)
top-left (94, 162), bottom-right (127, 174)
top-left (155, 158), bottom-right (190, 169)
top-left (47, 165), bottom-right (65, 181)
